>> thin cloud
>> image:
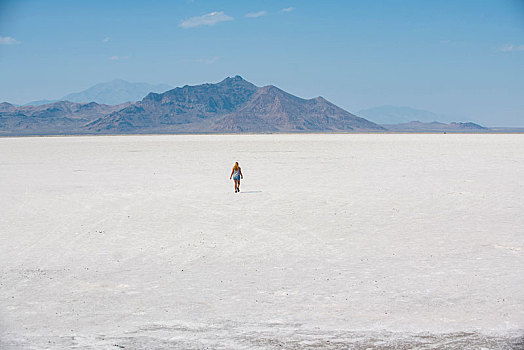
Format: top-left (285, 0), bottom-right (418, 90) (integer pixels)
top-left (109, 56), bottom-right (130, 60)
top-left (281, 7), bottom-right (295, 13)
top-left (179, 11), bottom-right (233, 28)
top-left (499, 44), bottom-right (524, 52)
top-left (0, 36), bottom-right (20, 45)
top-left (196, 56), bottom-right (220, 64)
top-left (103, 37), bottom-right (110, 43)
top-left (245, 11), bottom-right (267, 18)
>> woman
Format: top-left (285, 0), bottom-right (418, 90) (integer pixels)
top-left (229, 162), bottom-right (243, 193)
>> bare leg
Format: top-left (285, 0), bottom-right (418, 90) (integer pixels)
top-left (234, 179), bottom-right (239, 192)
top-left (237, 180), bottom-right (240, 192)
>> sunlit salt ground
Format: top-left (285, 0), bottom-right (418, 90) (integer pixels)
top-left (0, 134), bottom-right (523, 349)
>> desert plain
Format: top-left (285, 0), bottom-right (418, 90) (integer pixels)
top-left (1, 134), bottom-right (523, 349)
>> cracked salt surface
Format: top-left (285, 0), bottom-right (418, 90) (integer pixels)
top-left (0, 134), bottom-right (523, 349)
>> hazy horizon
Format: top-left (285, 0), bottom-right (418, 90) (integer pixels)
top-left (1, 0), bottom-right (523, 126)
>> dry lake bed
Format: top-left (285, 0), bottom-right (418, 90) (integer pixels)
top-left (1, 134), bottom-right (523, 349)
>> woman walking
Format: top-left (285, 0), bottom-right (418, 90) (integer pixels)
top-left (229, 162), bottom-right (243, 193)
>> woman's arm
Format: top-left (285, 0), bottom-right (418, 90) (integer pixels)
top-left (230, 168), bottom-right (234, 179)
top-left (239, 168), bottom-right (243, 179)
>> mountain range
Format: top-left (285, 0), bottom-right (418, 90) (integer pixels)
top-left (0, 101), bottom-right (129, 135)
top-left (357, 105), bottom-right (464, 125)
top-left (86, 76), bottom-right (382, 133)
top-left (1, 76), bottom-right (493, 135)
top-left (384, 121), bottom-right (487, 132)
top-left (1, 76), bottom-right (384, 135)
top-left (25, 79), bottom-right (172, 106)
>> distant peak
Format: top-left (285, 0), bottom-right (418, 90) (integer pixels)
top-left (220, 75), bottom-right (245, 83)
top-left (0, 102), bottom-right (15, 111)
top-left (107, 79), bottom-right (133, 87)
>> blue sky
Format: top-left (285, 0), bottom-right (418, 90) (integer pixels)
top-left (0, 0), bottom-right (523, 126)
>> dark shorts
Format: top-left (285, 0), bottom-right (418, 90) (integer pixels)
top-left (233, 175), bottom-right (240, 181)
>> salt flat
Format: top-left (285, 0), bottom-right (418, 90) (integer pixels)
top-left (1, 134), bottom-right (523, 349)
